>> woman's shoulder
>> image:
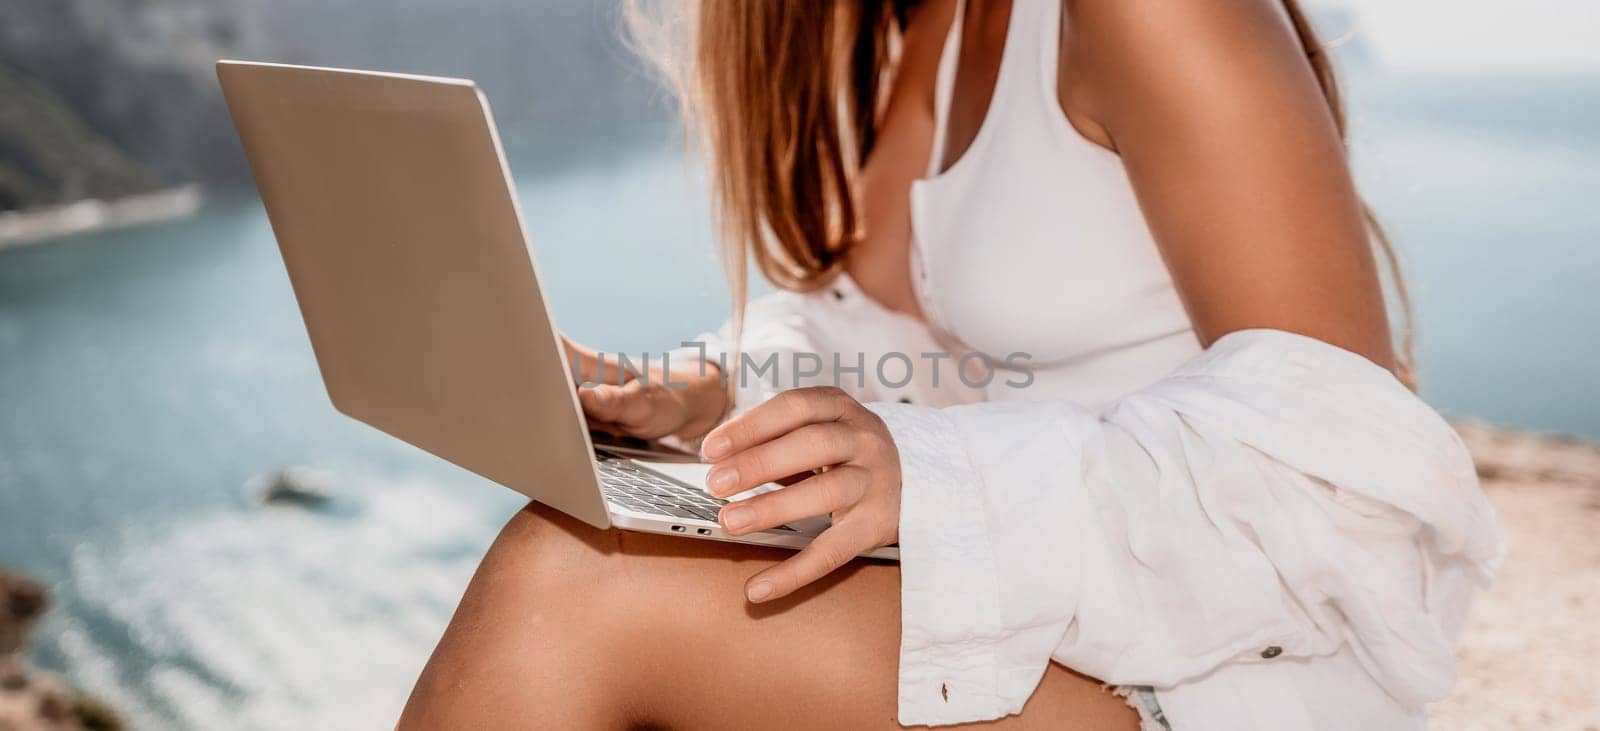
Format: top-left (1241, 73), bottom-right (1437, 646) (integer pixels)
top-left (1062, 0), bottom-right (1310, 125)
top-left (1064, 0), bottom-right (1298, 53)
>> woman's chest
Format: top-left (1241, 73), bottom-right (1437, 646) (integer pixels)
top-left (909, 145), bottom-right (1191, 366)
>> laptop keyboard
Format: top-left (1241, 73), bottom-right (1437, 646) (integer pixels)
top-left (594, 451), bottom-right (796, 531)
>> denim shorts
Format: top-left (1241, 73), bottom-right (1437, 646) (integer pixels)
top-left (1116, 686), bottom-right (1173, 730)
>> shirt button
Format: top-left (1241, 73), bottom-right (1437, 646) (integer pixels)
top-left (1260, 646), bottom-right (1283, 659)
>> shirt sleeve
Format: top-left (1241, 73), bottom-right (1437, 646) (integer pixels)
top-left (866, 329), bottom-right (1504, 727)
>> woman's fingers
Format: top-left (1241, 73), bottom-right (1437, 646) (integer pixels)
top-left (704, 421), bottom-right (859, 498)
top-left (744, 523), bottom-right (871, 603)
top-left (717, 466), bottom-right (869, 535)
top-left (702, 387), bottom-right (857, 460)
top-left (579, 382), bottom-right (638, 424)
top-left (695, 387), bottom-right (899, 603)
top-left (562, 335), bottom-right (637, 388)
top-left (562, 335), bottom-right (603, 385)
top-left (579, 382), bottom-right (675, 438)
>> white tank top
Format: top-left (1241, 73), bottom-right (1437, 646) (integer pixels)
top-left (909, 0), bottom-right (1200, 409)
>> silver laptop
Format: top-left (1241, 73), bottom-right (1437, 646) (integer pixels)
top-left (217, 60), bottom-right (897, 560)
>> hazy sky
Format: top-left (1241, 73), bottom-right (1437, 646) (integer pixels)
top-left (1308, 0), bottom-right (1600, 72)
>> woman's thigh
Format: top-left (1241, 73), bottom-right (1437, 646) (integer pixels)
top-left (400, 502), bottom-right (1137, 730)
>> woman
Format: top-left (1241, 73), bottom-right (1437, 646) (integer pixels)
top-left (400, 0), bottom-right (1502, 727)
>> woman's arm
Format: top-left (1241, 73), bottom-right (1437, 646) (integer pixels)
top-left (1065, 0), bottom-right (1396, 368)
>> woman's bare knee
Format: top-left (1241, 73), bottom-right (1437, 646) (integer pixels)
top-left (400, 503), bottom-right (636, 729)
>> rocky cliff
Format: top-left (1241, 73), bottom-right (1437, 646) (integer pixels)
top-left (0, 67), bottom-right (153, 210)
top-left (0, 0), bottom-right (662, 212)
top-left (0, 570), bottom-right (122, 731)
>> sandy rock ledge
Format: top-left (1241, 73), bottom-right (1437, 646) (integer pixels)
top-left (1431, 422), bottom-right (1600, 730)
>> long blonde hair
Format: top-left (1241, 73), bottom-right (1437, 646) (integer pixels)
top-left (626, 0), bottom-right (1413, 380)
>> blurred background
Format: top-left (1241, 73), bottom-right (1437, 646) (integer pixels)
top-left (0, 0), bottom-right (1595, 728)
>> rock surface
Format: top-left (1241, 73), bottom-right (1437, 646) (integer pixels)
top-left (0, 570), bottom-right (122, 731)
top-left (0, 68), bottom-right (153, 211)
top-left (0, 0), bottom-right (662, 212)
top-left (1430, 422), bottom-right (1600, 730)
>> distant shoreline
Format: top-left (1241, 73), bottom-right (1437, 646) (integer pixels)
top-left (0, 185), bottom-right (204, 251)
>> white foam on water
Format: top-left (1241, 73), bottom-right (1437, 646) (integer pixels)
top-left (46, 472), bottom-right (514, 729)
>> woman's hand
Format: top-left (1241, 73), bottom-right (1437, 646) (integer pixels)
top-left (700, 386), bottom-right (901, 603)
top-left (563, 336), bottom-right (727, 441)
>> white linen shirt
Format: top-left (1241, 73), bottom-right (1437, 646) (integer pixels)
top-left (686, 275), bottom-right (1503, 729)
